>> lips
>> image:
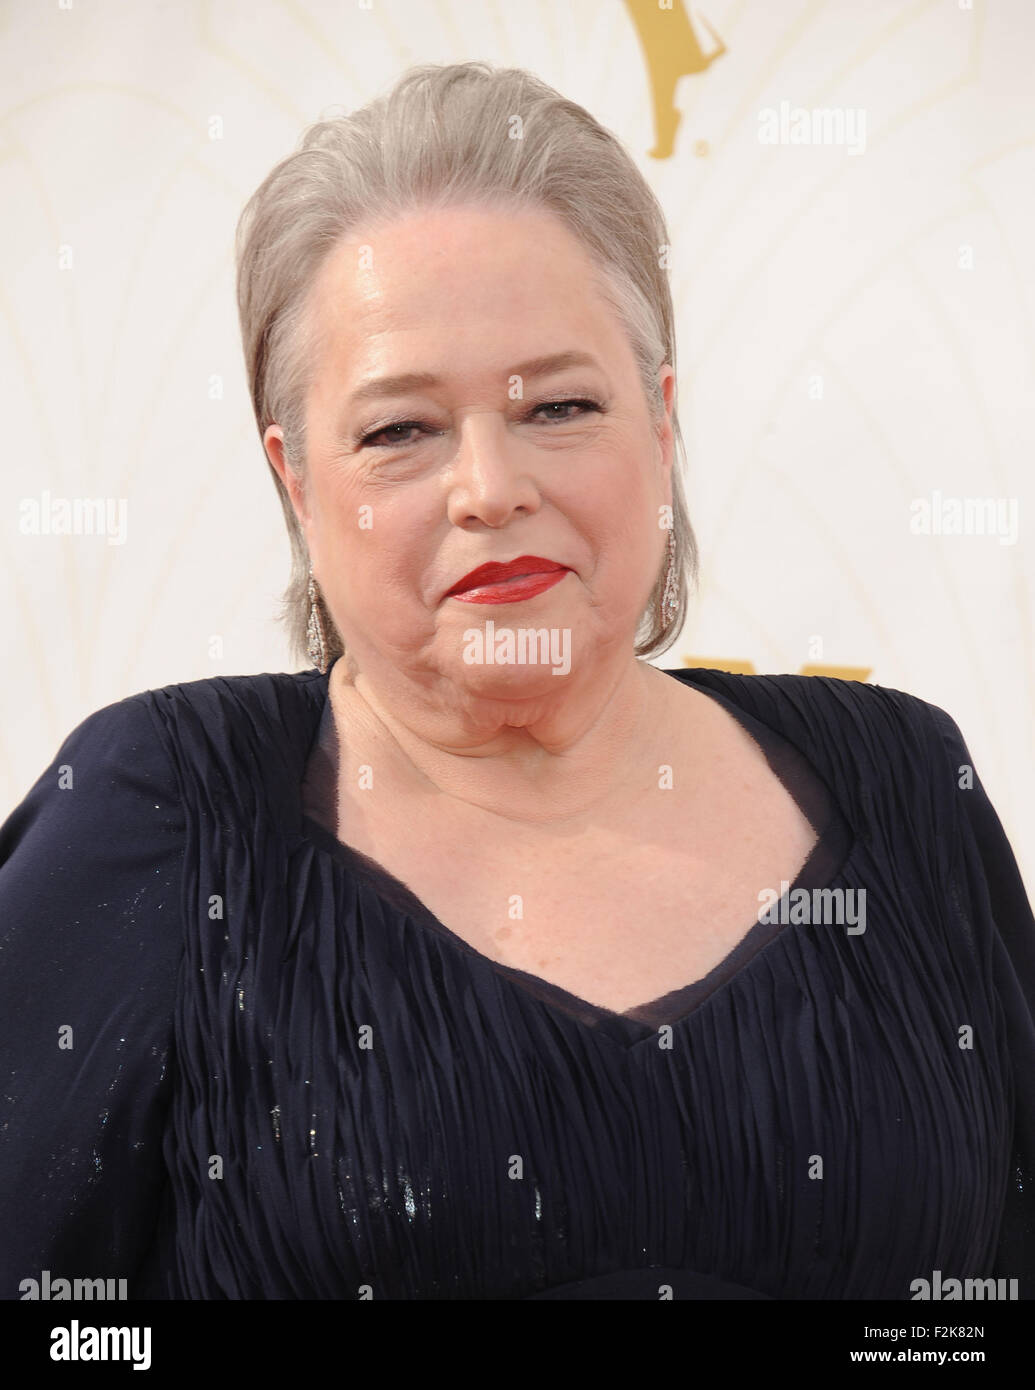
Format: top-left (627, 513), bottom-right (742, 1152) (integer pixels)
top-left (445, 555), bottom-right (569, 602)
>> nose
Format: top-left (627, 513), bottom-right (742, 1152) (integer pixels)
top-left (444, 411), bottom-right (542, 529)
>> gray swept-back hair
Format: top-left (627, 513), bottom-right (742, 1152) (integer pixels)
top-left (235, 60), bottom-right (697, 668)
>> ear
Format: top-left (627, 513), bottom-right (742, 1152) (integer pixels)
top-left (655, 364), bottom-right (676, 505)
top-left (264, 424), bottom-right (311, 536)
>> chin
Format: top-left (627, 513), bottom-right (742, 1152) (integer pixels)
top-left (452, 658), bottom-right (574, 698)
top-left (450, 616), bottom-right (575, 684)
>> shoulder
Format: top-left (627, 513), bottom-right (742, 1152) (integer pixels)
top-left (129, 667), bottom-right (328, 834)
top-left (667, 665), bottom-right (957, 754)
top-left (139, 666), bottom-right (326, 747)
top-left (2, 668), bottom-right (326, 859)
top-left (140, 667), bottom-right (326, 807)
top-left (0, 689), bottom-right (177, 860)
top-left (10, 667), bottom-right (322, 781)
top-left (665, 667), bottom-right (969, 842)
top-left (0, 684), bottom-right (191, 897)
top-left (101, 665), bottom-right (327, 777)
top-left (0, 687), bottom-right (190, 1010)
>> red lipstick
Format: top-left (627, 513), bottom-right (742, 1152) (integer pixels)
top-left (445, 555), bottom-right (570, 605)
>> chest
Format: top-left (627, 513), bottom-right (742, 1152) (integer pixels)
top-left (336, 772), bottom-right (820, 1016)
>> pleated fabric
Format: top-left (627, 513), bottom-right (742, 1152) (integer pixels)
top-left (2, 664), bottom-right (1032, 1300)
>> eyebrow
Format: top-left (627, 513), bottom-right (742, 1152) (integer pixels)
top-left (344, 350), bottom-right (605, 408)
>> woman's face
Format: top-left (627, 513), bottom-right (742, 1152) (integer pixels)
top-left (266, 202), bottom-right (675, 704)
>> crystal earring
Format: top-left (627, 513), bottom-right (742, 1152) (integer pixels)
top-left (306, 564), bottom-right (329, 673)
top-left (661, 530), bottom-right (679, 627)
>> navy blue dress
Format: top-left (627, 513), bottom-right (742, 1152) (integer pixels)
top-left (1, 664), bottom-right (1032, 1299)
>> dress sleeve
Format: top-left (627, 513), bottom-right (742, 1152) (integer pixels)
top-left (926, 701), bottom-right (1035, 1294)
top-left (0, 694), bottom-right (185, 1299)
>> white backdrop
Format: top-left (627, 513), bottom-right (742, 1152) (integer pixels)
top-left (2, 0), bottom-right (1032, 894)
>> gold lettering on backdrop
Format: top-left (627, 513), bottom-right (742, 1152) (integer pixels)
top-left (684, 658), bottom-right (873, 683)
top-left (624, 0), bottom-right (727, 159)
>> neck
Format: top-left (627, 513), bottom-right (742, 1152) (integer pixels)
top-left (329, 651), bottom-right (675, 828)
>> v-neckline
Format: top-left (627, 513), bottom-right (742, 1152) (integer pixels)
top-left (296, 664), bottom-right (858, 1050)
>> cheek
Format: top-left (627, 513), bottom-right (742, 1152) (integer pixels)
top-left (305, 459), bottom-right (368, 539)
top-left (320, 483), bottom-right (444, 616)
top-left (579, 467), bottom-right (659, 558)
top-left (303, 457), bottom-right (393, 551)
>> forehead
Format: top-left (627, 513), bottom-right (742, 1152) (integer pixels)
top-left (303, 203), bottom-right (628, 382)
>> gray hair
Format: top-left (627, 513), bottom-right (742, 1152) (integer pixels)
top-left (235, 60), bottom-right (698, 668)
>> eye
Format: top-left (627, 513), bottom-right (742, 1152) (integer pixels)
top-left (358, 420), bottom-right (427, 449)
top-left (356, 397), bottom-right (603, 449)
top-left (528, 398), bottom-right (602, 424)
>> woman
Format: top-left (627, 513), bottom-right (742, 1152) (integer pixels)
top-left (1, 61), bottom-right (1032, 1301)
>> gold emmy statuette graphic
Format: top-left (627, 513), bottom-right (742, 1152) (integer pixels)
top-left (624, 0), bottom-right (727, 159)
top-left (684, 658), bottom-right (874, 683)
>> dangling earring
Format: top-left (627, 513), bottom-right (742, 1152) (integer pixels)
top-left (661, 530), bottom-right (679, 627)
top-left (306, 563), bottom-right (329, 673)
